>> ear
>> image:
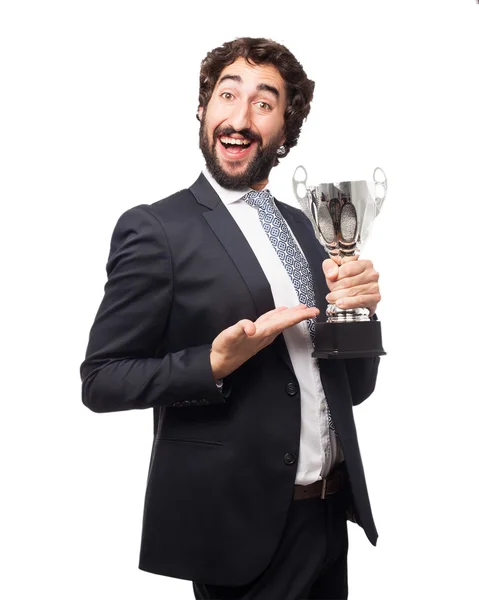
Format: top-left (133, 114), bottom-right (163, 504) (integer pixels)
top-left (197, 106), bottom-right (204, 121)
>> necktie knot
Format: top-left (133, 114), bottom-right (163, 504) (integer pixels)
top-left (242, 189), bottom-right (274, 211)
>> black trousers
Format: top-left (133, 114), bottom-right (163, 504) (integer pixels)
top-left (193, 489), bottom-right (349, 600)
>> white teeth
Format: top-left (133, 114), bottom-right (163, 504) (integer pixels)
top-left (220, 136), bottom-right (251, 145)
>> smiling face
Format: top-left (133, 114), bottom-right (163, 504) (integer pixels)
top-left (198, 58), bottom-right (287, 190)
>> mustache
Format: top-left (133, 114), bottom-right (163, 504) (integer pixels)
top-left (214, 127), bottom-right (262, 145)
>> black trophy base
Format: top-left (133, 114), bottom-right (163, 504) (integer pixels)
top-left (313, 320), bottom-right (386, 359)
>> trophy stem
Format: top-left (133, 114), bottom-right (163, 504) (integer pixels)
top-left (326, 304), bottom-right (370, 323)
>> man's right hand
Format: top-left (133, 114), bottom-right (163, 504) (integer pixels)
top-left (210, 304), bottom-right (320, 380)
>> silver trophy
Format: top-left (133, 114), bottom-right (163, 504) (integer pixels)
top-left (293, 166), bottom-right (387, 359)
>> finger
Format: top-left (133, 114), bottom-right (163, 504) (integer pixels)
top-left (257, 303), bottom-right (311, 325)
top-left (233, 319), bottom-right (256, 338)
top-left (322, 258), bottom-right (339, 281)
top-left (255, 306), bottom-right (289, 325)
top-left (241, 320), bottom-right (257, 337)
top-left (289, 304), bottom-right (319, 317)
top-left (338, 259), bottom-right (375, 280)
top-left (267, 305), bottom-right (320, 332)
top-left (335, 293), bottom-right (381, 310)
top-left (327, 269), bottom-right (380, 293)
top-left (252, 307), bottom-right (320, 348)
top-left (327, 283), bottom-right (380, 304)
top-left (341, 255), bottom-right (359, 263)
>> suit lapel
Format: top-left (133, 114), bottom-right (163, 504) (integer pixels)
top-left (189, 174), bottom-right (295, 374)
top-left (190, 174), bottom-right (274, 318)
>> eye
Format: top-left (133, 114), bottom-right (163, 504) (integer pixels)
top-left (220, 92), bottom-right (234, 100)
top-left (256, 101), bottom-right (272, 111)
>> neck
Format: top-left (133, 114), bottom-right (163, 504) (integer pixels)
top-left (250, 179), bottom-right (269, 191)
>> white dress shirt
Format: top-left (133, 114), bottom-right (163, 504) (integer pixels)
top-left (203, 168), bottom-right (343, 484)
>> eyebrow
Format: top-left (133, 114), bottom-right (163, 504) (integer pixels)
top-left (217, 74), bottom-right (280, 99)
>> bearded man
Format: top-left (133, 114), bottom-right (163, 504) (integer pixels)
top-left (81, 37), bottom-right (382, 600)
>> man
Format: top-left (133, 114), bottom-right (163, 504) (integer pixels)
top-left (81, 37), bottom-right (382, 599)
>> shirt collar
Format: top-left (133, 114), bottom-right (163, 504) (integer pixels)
top-left (202, 166), bottom-right (273, 206)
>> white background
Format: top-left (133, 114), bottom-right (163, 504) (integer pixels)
top-left (1, 0), bottom-right (478, 598)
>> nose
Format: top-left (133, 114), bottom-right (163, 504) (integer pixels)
top-left (228, 99), bottom-right (252, 132)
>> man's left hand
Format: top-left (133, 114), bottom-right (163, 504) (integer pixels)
top-left (322, 256), bottom-right (381, 317)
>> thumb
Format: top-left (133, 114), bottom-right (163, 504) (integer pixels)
top-left (341, 255), bottom-right (359, 263)
top-left (236, 319), bottom-right (256, 337)
top-left (322, 258), bottom-right (339, 281)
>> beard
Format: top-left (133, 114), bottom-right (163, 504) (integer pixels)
top-left (199, 117), bottom-right (283, 190)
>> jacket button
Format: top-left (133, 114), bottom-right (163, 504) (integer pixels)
top-left (191, 399), bottom-right (199, 406)
top-left (172, 402), bottom-right (181, 407)
top-left (284, 453), bottom-right (297, 465)
top-left (286, 382), bottom-right (298, 396)
top-left (182, 400), bottom-right (191, 407)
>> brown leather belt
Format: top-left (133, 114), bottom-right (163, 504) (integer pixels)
top-left (293, 463), bottom-right (347, 501)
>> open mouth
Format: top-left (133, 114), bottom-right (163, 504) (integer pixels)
top-left (218, 135), bottom-right (254, 155)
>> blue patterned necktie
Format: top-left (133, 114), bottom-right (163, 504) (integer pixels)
top-left (243, 188), bottom-right (338, 435)
top-left (242, 189), bottom-right (317, 341)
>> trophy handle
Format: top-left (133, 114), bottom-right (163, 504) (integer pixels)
top-left (293, 166), bottom-right (319, 239)
top-left (292, 165), bottom-right (308, 202)
top-left (373, 167), bottom-right (387, 213)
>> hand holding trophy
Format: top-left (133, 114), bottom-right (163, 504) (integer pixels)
top-left (293, 166), bottom-right (388, 359)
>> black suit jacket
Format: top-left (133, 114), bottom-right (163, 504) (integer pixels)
top-left (81, 173), bottom-right (379, 586)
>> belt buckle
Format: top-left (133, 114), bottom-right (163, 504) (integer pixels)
top-left (321, 477), bottom-right (327, 499)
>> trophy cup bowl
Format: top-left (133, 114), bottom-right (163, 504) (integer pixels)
top-left (293, 166), bottom-right (387, 359)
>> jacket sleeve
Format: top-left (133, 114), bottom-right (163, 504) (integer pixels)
top-left (80, 204), bottom-right (226, 413)
top-left (345, 310), bottom-right (381, 406)
top-left (345, 355), bottom-right (380, 406)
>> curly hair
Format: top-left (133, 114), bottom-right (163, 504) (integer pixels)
top-left (197, 37), bottom-right (315, 163)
